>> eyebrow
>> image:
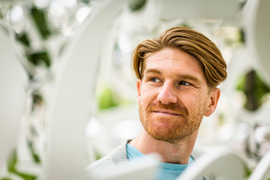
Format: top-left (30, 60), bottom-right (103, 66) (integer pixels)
top-left (144, 68), bottom-right (162, 75)
top-left (145, 68), bottom-right (201, 84)
top-left (178, 74), bottom-right (200, 84)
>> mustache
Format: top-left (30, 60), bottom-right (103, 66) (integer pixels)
top-left (148, 101), bottom-right (188, 116)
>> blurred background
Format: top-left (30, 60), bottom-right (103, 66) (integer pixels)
top-left (0, 0), bottom-right (270, 179)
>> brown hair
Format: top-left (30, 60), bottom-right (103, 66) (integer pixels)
top-left (132, 26), bottom-right (227, 89)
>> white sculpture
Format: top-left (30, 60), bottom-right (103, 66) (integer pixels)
top-left (0, 25), bottom-right (27, 175)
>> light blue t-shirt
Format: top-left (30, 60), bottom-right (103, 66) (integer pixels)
top-left (126, 143), bottom-right (195, 180)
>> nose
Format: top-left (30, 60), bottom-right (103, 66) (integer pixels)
top-left (157, 82), bottom-right (177, 104)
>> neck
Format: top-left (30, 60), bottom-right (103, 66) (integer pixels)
top-left (129, 129), bottom-right (198, 164)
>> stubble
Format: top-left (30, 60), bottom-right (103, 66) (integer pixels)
top-left (138, 98), bottom-right (206, 144)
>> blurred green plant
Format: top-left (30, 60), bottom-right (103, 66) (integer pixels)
top-left (225, 28), bottom-right (245, 46)
top-left (6, 150), bottom-right (36, 180)
top-left (81, 0), bottom-right (90, 4)
top-left (236, 69), bottom-right (270, 111)
top-left (30, 6), bottom-right (51, 39)
top-left (97, 84), bottom-right (122, 109)
top-left (16, 32), bottom-right (31, 47)
top-left (128, 0), bottom-right (147, 11)
top-left (27, 140), bottom-right (41, 164)
top-left (244, 166), bottom-right (253, 179)
top-left (27, 51), bottom-right (51, 67)
top-left (97, 82), bottom-right (131, 110)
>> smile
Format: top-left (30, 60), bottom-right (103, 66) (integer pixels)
top-left (153, 110), bottom-right (181, 116)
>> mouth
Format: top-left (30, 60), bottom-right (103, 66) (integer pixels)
top-left (152, 109), bottom-right (181, 116)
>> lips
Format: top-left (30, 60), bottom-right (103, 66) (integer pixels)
top-left (152, 109), bottom-right (181, 116)
top-left (148, 102), bottom-right (188, 116)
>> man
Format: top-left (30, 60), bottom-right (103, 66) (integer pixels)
top-left (87, 26), bottom-right (227, 179)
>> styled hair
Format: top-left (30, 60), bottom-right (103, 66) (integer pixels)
top-left (132, 26), bottom-right (227, 89)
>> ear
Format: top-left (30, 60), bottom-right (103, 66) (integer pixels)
top-left (137, 79), bottom-right (142, 102)
top-left (204, 88), bottom-right (220, 117)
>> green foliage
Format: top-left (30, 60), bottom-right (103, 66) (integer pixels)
top-left (128, 0), bottom-right (147, 11)
top-left (97, 84), bottom-right (122, 109)
top-left (97, 82), bottom-right (131, 110)
top-left (6, 150), bottom-right (16, 174)
top-left (27, 51), bottom-right (51, 67)
top-left (16, 32), bottom-right (31, 47)
top-left (238, 29), bottom-right (245, 44)
top-left (236, 74), bottom-right (245, 91)
top-left (178, 23), bottom-right (191, 29)
top-left (27, 140), bottom-right (41, 164)
top-left (7, 149), bottom-right (37, 180)
top-left (94, 150), bottom-right (103, 161)
top-left (244, 166), bottom-right (253, 178)
top-left (236, 70), bottom-right (270, 111)
top-left (0, 6), bottom-right (3, 19)
top-left (224, 29), bottom-right (244, 46)
top-left (32, 91), bottom-right (43, 107)
top-left (30, 6), bottom-right (51, 39)
top-left (81, 0), bottom-right (90, 4)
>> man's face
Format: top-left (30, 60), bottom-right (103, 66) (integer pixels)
top-left (137, 48), bottom-right (220, 144)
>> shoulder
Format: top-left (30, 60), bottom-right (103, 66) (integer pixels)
top-left (86, 154), bottom-right (113, 173)
top-left (86, 142), bottom-right (128, 174)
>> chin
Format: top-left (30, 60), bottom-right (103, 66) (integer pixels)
top-left (150, 134), bottom-right (186, 144)
top-left (146, 122), bottom-right (198, 144)
top-left (147, 128), bottom-right (183, 144)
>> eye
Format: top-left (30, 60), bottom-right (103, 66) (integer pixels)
top-left (151, 78), bottom-right (161, 83)
top-left (179, 81), bottom-right (190, 86)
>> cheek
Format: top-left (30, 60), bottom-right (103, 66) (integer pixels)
top-left (141, 86), bottom-right (158, 100)
top-left (179, 92), bottom-right (205, 109)
top-left (180, 92), bottom-right (197, 103)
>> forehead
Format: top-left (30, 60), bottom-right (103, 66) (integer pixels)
top-left (144, 48), bottom-right (205, 78)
